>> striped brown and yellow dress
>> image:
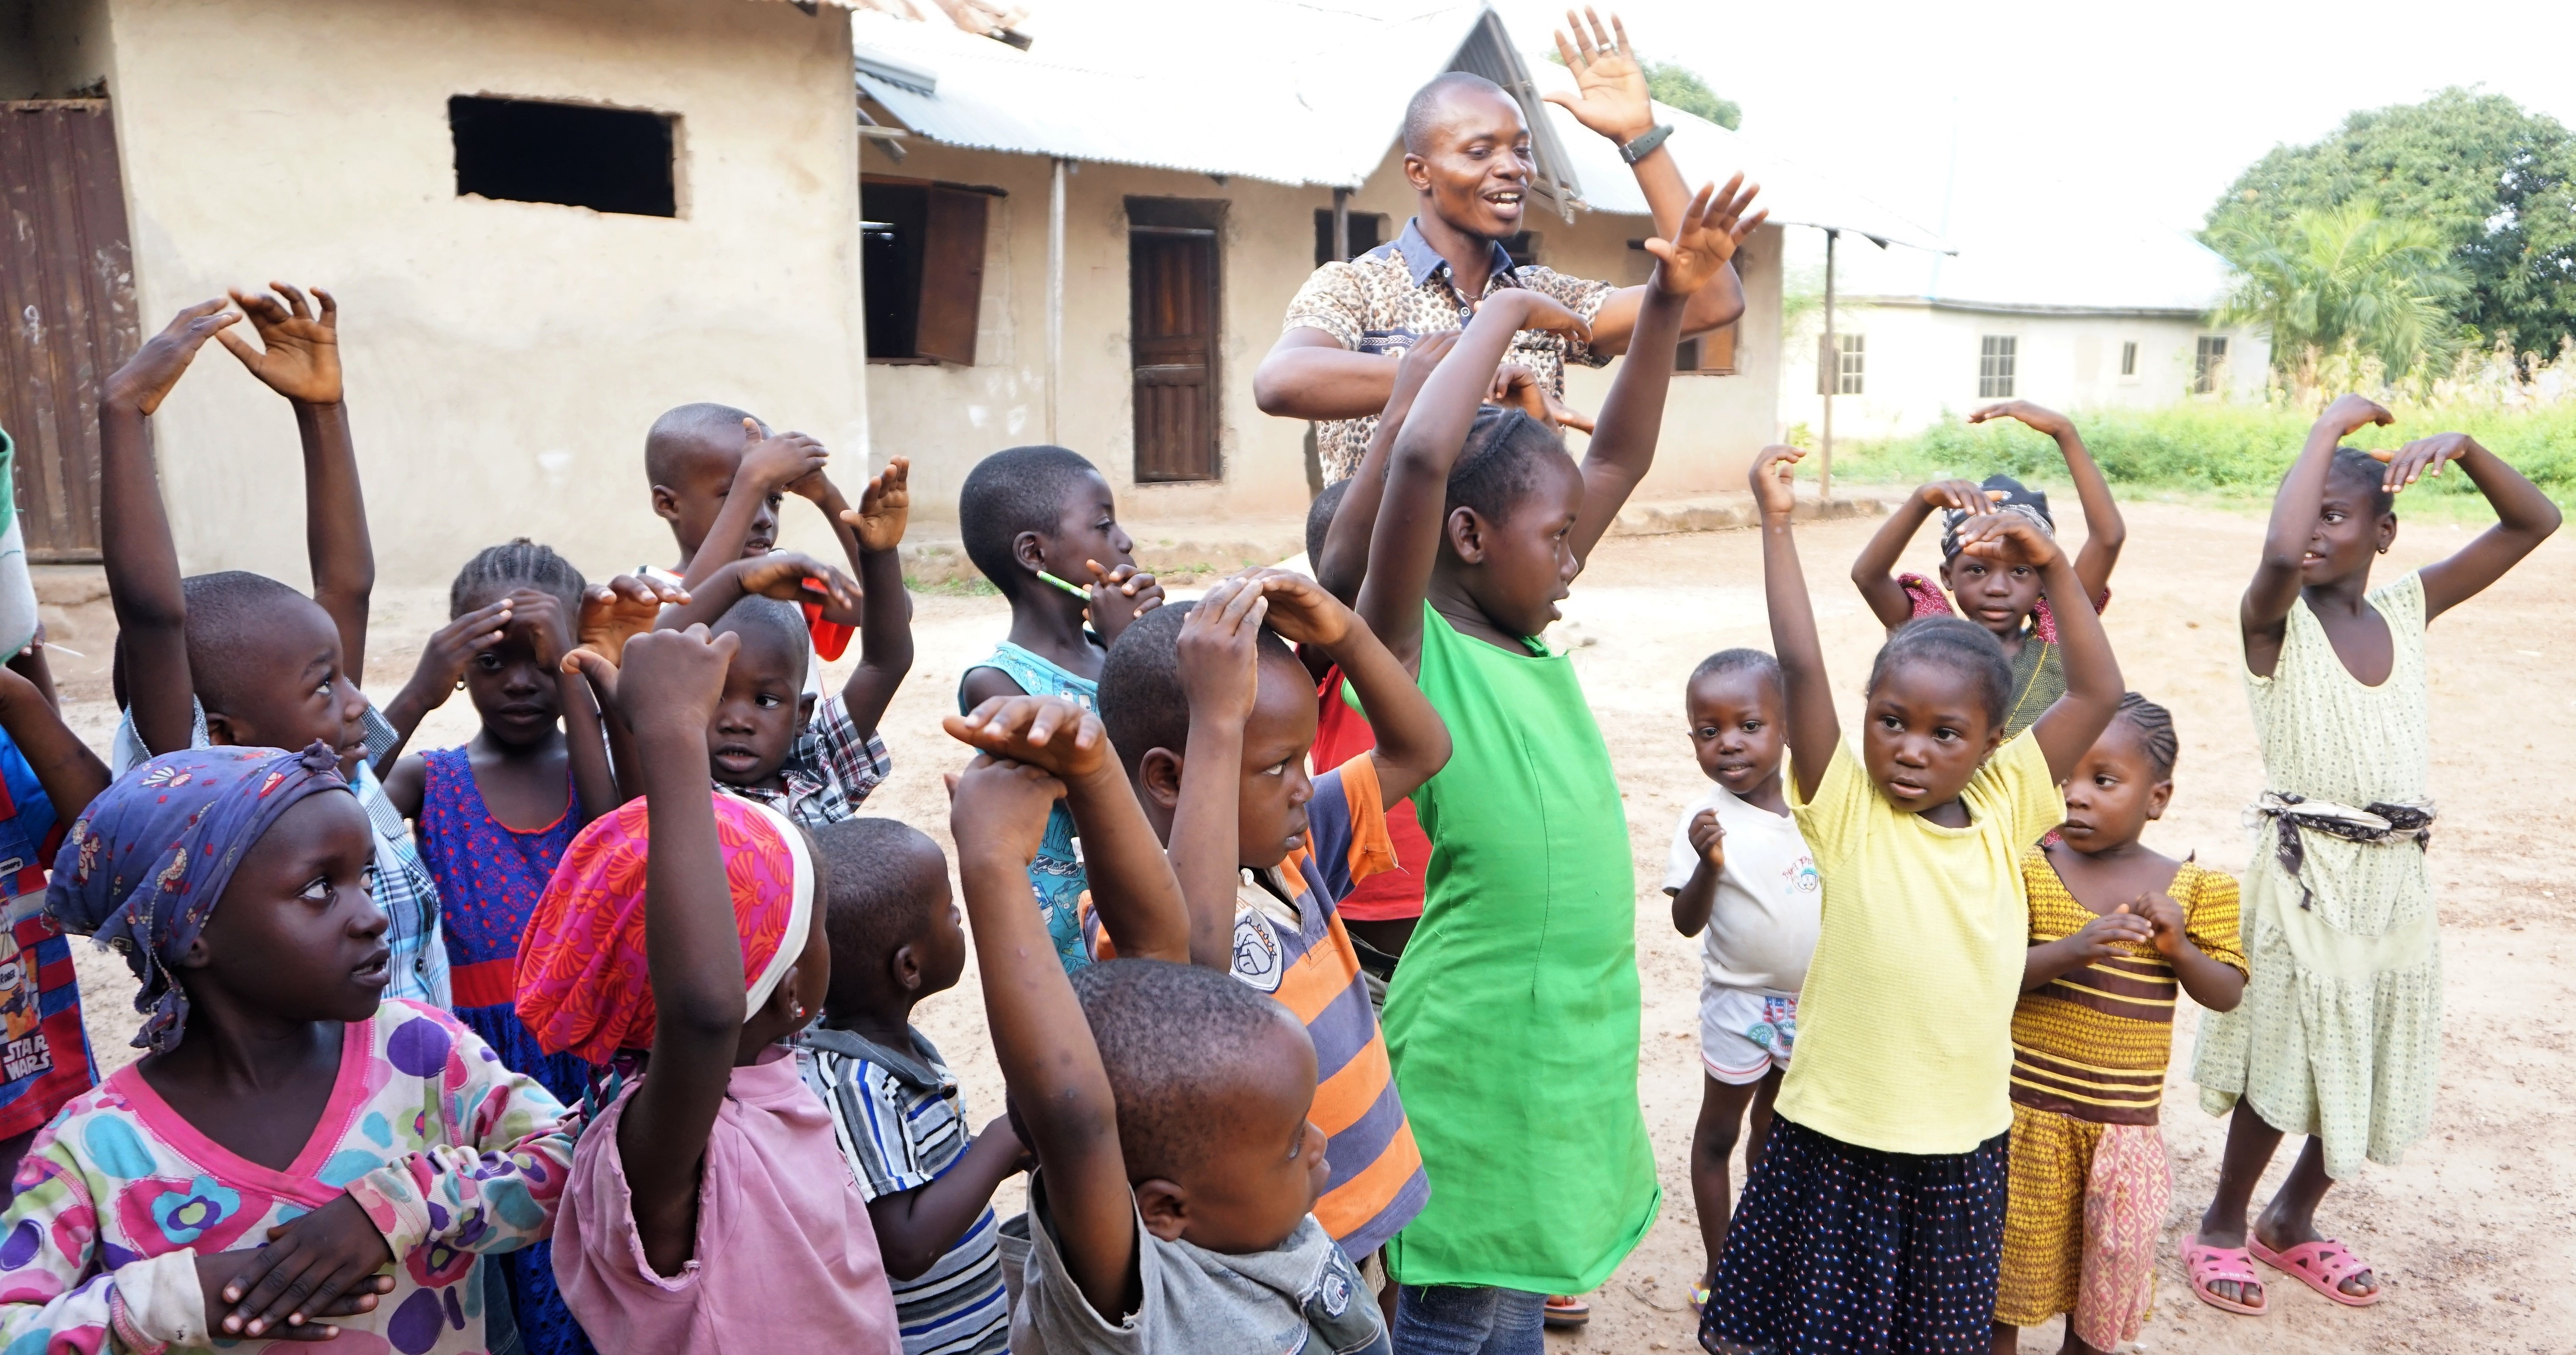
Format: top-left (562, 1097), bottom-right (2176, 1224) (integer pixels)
top-left (1995, 848), bottom-right (2244, 1340)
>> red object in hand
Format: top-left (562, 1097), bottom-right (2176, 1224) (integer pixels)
top-left (801, 580), bottom-right (854, 661)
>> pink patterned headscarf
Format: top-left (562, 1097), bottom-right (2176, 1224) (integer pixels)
top-left (515, 791), bottom-right (814, 1065)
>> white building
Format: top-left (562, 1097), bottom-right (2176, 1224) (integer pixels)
top-left (1779, 218), bottom-right (2269, 441)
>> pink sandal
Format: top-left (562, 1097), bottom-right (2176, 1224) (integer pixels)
top-left (2179, 1235), bottom-right (2267, 1316)
top-left (2249, 1235), bottom-right (2382, 1308)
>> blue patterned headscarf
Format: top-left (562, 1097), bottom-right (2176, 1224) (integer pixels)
top-left (46, 743), bottom-right (353, 1053)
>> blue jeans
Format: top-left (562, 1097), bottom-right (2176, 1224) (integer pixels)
top-left (1393, 1285), bottom-right (1545, 1355)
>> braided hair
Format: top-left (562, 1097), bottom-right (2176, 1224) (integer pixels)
top-left (1866, 616), bottom-right (2011, 728)
top-left (2113, 691), bottom-right (2178, 779)
top-left (450, 538), bottom-right (587, 619)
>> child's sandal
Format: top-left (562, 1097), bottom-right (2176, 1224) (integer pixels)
top-left (1541, 1294), bottom-right (1591, 1328)
top-left (2180, 1235), bottom-right (2267, 1316)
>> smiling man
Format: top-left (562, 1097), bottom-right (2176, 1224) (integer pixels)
top-left (1256, 15), bottom-right (1749, 483)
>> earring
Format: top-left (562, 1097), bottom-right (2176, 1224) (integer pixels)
top-left (2377, 544), bottom-right (2390, 555)
top-left (455, 678), bottom-right (466, 690)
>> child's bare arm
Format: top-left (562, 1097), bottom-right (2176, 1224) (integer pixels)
top-left (653, 552), bottom-right (858, 633)
top-left (562, 575), bottom-right (683, 807)
top-left (2380, 434), bottom-right (2562, 620)
top-left (1164, 578), bottom-right (1264, 969)
top-left (836, 459), bottom-right (917, 734)
top-left (1315, 332), bottom-right (1460, 604)
top-left (1572, 178), bottom-right (1766, 561)
top-left (1848, 481), bottom-right (1987, 630)
top-left (1752, 447), bottom-right (1836, 802)
top-left (1355, 290), bottom-right (1590, 670)
top-left (948, 697), bottom-right (1192, 964)
top-left (870, 1116), bottom-right (1027, 1280)
top-left (792, 471), bottom-right (872, 614)
top-left (950, 755), bottom-right (1136, 1320)
top-left (0, 668), bottom-right (108, 822)
top-left (101, 301), bottom-right (239, 756)
top-left (1669, 811), bottom-right (1722, 936)
top-left (217, 285), bottom-right (374, 683)
top-left (678, 423), bottom-right (828, 590)
top-left (613, 625), bottom-right (751, 1279)
top-left (1254, 570), bottom-right (1449, 802)
top-left (1973, 402), bottom-right (2125, 600)
top-left (515, 590), bottom-right (620, 825)
top-left (2133, 890), bottom-right (2246, 1012)
top-left (2245, 395), bottom-right (2391, 673)
top-left (1965, 515), bottom-right (2121, 779)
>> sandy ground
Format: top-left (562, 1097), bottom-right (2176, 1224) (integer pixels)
top-left (52, 496), bottom-right (2574, 1354)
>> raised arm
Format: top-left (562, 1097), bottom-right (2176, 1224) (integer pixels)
top-left (374, 597), bottom-right (517, 776)
top-left (516, 590), bottom-right (620, 825)
top-left (562, 574), bottom-right (686, 806)
top-left (2378, 433), bottom-right (2562, 621)
top-left (949, 754), bottom-right (1136, 1323)
top-left (947, 696), bottom-right (1192, 965)
top-left (1571, 176), bottom-right (1765, 560)
top-left (1968, 401), bottom-right (2124, 599)
top-left (1164, 580), bottom-right (1266, 969)
top-left (1355, 289), bottom-right (1591, 669)
top-left (613, 625), bottom-right (753, 1279)
top-left (653, 552), bottom-right (858, 634)
top-left (1544, 9), bottom-right (1749, 349)
top-left (1962, 514), bottom-right (2122, 779)
top-left (1314, 333), bottom-right (1459, 603)
top-left (218, 285), bottom-right (373, 683)
top-left (1751, 447), bottom-right (1836, 801)
top-left (1850, 482), bottom-right (1985, 629)
top-left (834, 458), bottom-right (918, 735)
top-left (1253, 570), bottom-right (1449, 802)
top-left (101, 302), bottom-right (239, 755)
top-left (677, 423), bottom-right (829, 590)
top-left (0, 667), bottom-right (108, 822)
top-left (2244, 394), bottom-right (2391, 672)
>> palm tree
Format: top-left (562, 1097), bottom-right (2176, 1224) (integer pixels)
top-left (2208, 202), bottom-right (2463, 388)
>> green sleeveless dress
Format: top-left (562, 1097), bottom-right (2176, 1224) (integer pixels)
top-left (1382, 605), bottom-right (1658, 1291)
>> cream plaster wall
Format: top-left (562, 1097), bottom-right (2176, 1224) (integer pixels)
top-left (88, 0), bottom-right (865, 588)
top-left (865, 133), bottom-right (1784, 525)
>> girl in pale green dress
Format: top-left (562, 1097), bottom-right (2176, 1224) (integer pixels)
top-left (2182, 395), bottom-right (2560, 1320)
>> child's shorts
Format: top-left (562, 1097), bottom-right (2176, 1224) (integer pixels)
top-left (1701, 984), bottom-right (1797, 1085)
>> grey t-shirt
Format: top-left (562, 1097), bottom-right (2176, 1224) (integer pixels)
top-left (1001, 1175), bottom-right (1388, 1355)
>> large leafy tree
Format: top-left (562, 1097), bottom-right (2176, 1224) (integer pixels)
top-left (1645, 62), bottom-right (1739, 130)
top-left (2205, 88), bottom-right (2576, 363)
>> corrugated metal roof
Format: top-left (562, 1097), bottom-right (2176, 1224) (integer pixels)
top-left (1830, 216), bottom-right (2226, 313)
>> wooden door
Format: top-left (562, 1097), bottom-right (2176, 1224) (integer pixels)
top-left (1129, 226), bottom-right (1218, 482)
top-left (0, 101), bottom-right (139, 561)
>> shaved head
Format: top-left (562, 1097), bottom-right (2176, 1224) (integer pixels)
top-left (1402, 72), bottom-right (1522, 156)
top-left (644, 401), bottom-right (762, 488)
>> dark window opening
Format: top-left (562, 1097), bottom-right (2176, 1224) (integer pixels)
top-left (1312, 209), bottom-right (1386, 266)
top-left (1500, 231), bottom-right (1540, 268)
top-left (1677, 326), bottom-right (1738, 374)
top-left (450, 96), bottom-right (675, 217)
top-left (863, 179), bottom-right (991, 364)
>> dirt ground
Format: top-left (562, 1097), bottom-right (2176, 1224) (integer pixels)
top-left (54, 496), bottom-right (2574, 1354)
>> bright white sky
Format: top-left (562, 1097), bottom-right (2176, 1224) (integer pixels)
top-left (1492, 0), bottom-right (2576, 243)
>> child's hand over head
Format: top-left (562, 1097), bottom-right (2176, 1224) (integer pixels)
top-left (1083, 559), bottom-right (1165, 643)
top-left (619, 624), bottom-right (739, 743)
top-left (216, 283), bottom-right (341, 406)
top-left (105, 300), bottom-right (241, 414)
top-left (1542, 8), bottom-right (1654, 144)
top-left (1953, 511), bottom-right (2063, 570)
top-left (405, 595), bottom-right (517, 706)
top-left (2132, 889), bottom-right (2191, 960)
top-left (737, 420), bottom-right (830, 496)
top-left (1644, 175), bottom-right (1767, 298)
top-left (1391, 329), bottom-right (1461, 409)
top-left (1966, 400), bottom-right (2073, 438)
top-left (1174, 575), bottom-right (1270, 728)
top-left (1748, 444), bottom-right (1806, 519)
top-left (1490, 362), bottom-right (1596, 434)
top-left (1241, 567), bottom-right (1354, 650)
top-left (507, 587), bottom-right (576, 672)
top-left (572, 573), bottom-right (685, 671)
top-left (1689, 807), bottom-right (1725, 871)
top-left (732, 551), bottom-right (862, 614)
top-left (947, 694), bottom-right (1108, 783)
top-left (1916, 478), bottom-right (2005, 515)
top-left (2315, 393), bottom-right (2394, 441)
top-left (841, 456), bottom-right (912, 552)
top-left (210, 1193), bottom-right (395, 1337)
top-left (2372, 432), bottom-right (2476, 494)
top-left (2064, 906), bottom-right (2154, 964)
top-left (950, 754), bottom-right (1068, 870)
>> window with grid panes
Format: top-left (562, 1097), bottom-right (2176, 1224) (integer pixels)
top-left (1978, 335), bottom-right (2016, 398)
top-left (1836, 333), bottom-right (1865, 394)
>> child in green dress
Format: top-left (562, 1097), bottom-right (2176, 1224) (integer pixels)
top-left (1351, 176), bottom-right (1763, 1346)
top-left (2183, 395), bottom-right (2560, 1317)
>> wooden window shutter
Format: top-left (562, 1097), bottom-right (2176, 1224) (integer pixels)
top-left (913, 186), bottom-right (986, 366)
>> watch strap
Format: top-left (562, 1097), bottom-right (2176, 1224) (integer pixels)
top-left (1619, 123), bottom-right (1675, 164)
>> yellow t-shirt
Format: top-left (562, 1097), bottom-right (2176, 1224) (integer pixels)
top-left (1774, 731), bottom-right (2065, 1154)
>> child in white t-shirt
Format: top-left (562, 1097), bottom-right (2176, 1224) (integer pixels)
top-left (1663, 649), bottom-right (1820, 1311)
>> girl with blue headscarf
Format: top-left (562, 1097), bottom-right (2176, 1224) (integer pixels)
top-left (0, 743), bottom-right (574, 1352)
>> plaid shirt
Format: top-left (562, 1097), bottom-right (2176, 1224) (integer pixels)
top-left (723, 692), bottom-right (893, 831)
top-left (1284, 217), bottom-right (1616, 482)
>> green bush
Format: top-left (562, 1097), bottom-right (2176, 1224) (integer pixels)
top-left (1834, 403), bottom-right (2576, 512)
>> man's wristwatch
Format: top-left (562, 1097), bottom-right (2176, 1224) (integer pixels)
top-left (1619, 124), bottom-right (1674, 164)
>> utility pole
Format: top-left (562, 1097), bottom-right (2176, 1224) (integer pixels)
top-left (1819, 227), bottom-right (1838, 502)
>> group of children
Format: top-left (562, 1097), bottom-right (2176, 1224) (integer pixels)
top-left (0, 108), bottom-right (2549, 1355)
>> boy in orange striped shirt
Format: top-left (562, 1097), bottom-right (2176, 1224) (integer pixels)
top-left (1093, 568), bottom-right (1450, 1300)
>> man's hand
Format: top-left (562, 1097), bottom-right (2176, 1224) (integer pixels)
top-left (1645, 176), bottom-right (1767, 298)
top-left (950, 754), bottom-right (1068, 870)
top-left (619, 625), bottom-right (739, 742)
top-left (2061, 907), bottom-right (2154, 964)
top-left (1085, 560), bottom-right (1165, 646)
top-left (573, 574), bottom-right (685, 671)
top-left (945, 695), bottom-right (1108, 783)
top-left (1241, 568), bottom-right (1354, 651)
top-left (105, 301), bottom-right (241, 415)
top-left (2133, 890), bottom-right (2192, 961)
top-left (736, 421), bottom-right (830, 495)
top-left (404, 596), bottom-right (517, 708)
top-left (1689, 808), bottom-right (1725, 871)
top-left (2316, 394), bottom-right (2394, 441)
top-left (1542, 8), bottom-right (1654, 145)
top-left (1749, 444), bottom-right (1805, 519)
top-left (842, 456), bottom-right (912, 552)
top-left (1174, 576), bottom-right (1268, 731)
top-left (2373, 432), bottom-right (2476, 494)
top-left (1953, 511), bottom-right (2064, 570)
top-left (215, 284), bottom-right (342, 406)
top-left (212, 1193), bottom-right (395, 1337)
top-left (1967, 401), bottom-right (2074, 439)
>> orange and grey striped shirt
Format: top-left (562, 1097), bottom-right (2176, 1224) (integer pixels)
top-left (2009, 849), bottom-right (2245, 1125)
